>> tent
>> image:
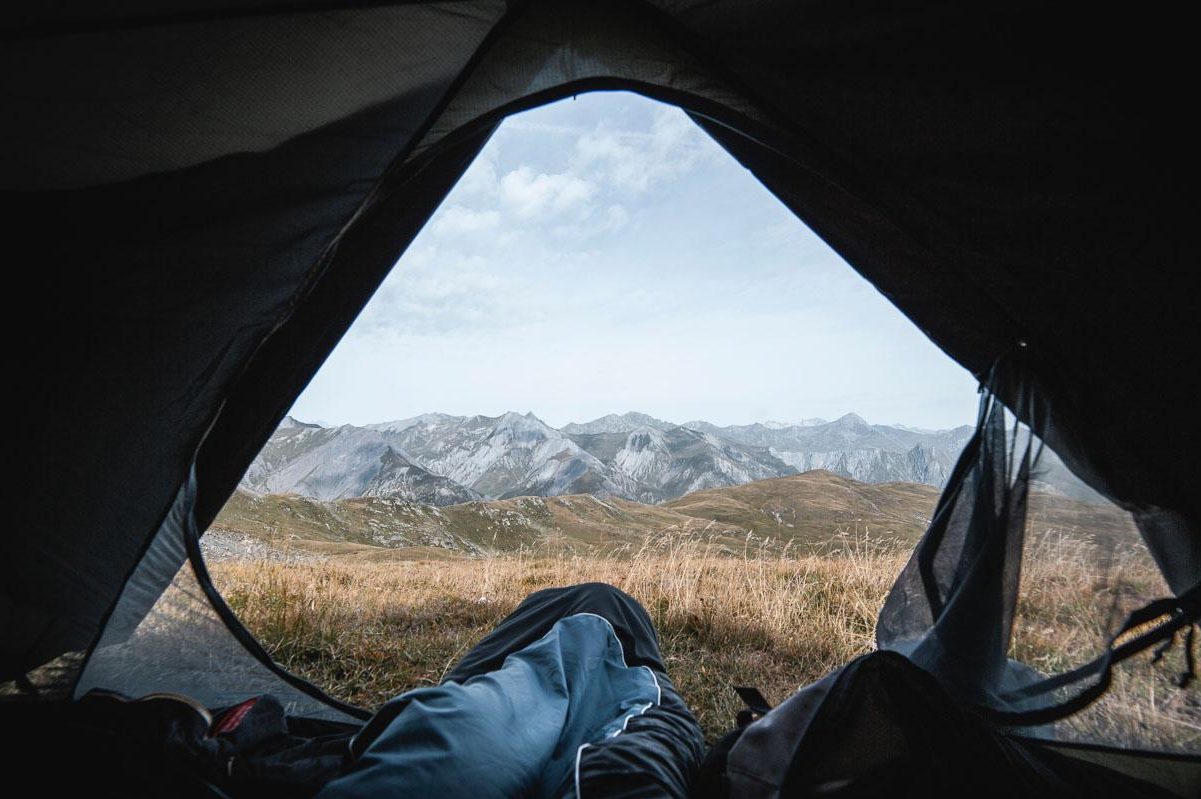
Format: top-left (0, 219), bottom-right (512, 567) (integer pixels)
top-left (2, 0), bottom-right (1198, 793)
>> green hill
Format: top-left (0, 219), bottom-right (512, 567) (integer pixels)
top-left (664, 471), bottom-right (939, 544)
top-left (210, 470), bottom-right (1140, 559)
top-left (210, 490), bottom-right (758, 558)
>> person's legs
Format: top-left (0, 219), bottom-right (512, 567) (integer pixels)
top-left (335, 583), bottom-right (704, 799)
top-left (445, 582), bottom-right (703, 799)
top-left (568, 667), bottom-right (704, 799)
top-left (444, 582), bottom-right (666, 683)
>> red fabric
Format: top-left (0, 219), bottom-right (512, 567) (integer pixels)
top-left (211, 697), bottom-right (258, 736)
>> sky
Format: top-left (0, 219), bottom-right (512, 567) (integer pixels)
top-left (289, 92), bottom-right (980, 431)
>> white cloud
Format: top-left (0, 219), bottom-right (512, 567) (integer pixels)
top-left (348, 244), bottom-right (530, 336)
top-left (551, 203), bottom-right (629, 240)
top-left (572, 106), bottom-right (713, 193)
top-left (430, 205), bottom-right (501, 236)
top-left (499, 166), bottom-right (594, 219)
top-left (500, 118), bottom-right (590, 137)
top-left (452, 149), bottom-right (499, 200)
top-left (602, 203), bottom-right (629, 230)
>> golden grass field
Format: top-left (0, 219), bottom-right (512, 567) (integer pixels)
top-left (211, 530), bottom-right (1199, 751)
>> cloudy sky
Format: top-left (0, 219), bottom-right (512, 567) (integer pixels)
top-left (289, 92), bottom-right (979, 430)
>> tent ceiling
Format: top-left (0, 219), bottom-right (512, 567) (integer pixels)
top-left (3, 0), bottom-right (1197, 682)
top-left (0, 2), bottom-right (505, 189)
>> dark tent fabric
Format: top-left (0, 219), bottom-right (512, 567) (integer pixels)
top-left (2, 0), bottom-right (1199, 783)
top-left (715, 650), bottom-right (1200, 799)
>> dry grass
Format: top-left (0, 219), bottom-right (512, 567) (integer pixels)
top-left (210, 531), bottom-right (1199, 750)
top-left (1011, 531), bottom-right (1200, 750)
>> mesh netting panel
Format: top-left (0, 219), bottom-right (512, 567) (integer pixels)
top-left (75, 474), bottom-right (359, 722)
top-left (1013, 485), bottom-right (1197, 751)
top-left (878, 359), bottom-right (1198, 752)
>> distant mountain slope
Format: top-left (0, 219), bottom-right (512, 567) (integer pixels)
top-left (213, 488), bottom-right (756, 556)
top-left (370, 411), bottom-right (641, 500)
top-left (664, 471), bottom-right (940, 543)
top-left (214, 470), bottom-right (1140, 559)
top-left (561, 412), bottom-right (673, 435)
top-left (666, 471), bottom-right (1136, 552)
top-left (239, 420), bottom-right (480, 505)
top-left (683, 413), bottom-right (974, 487)
top-left (363, 448), bottom-right (483, 505)
top-left (567, 425), bottom-right (796, 502)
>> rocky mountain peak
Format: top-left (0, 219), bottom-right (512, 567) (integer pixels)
top-left (278, 415), bottom-right (320, 430)
top-left (561, 411), bottom-right (672, 435)
top-left (831, 412), bottom-right (870, 429)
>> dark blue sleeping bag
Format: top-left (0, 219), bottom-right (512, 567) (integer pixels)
top-left (319, 584), bottom-right (704, 799)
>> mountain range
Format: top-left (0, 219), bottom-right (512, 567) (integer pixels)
top-left (239, 410), bottom-right (1100, 505)
top-left (239, 410), bottom-right (990, 506)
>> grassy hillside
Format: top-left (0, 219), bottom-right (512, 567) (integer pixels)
top-left (213, 469), bottom-right (1141, 560)
top-left (664, 471), bottom-right (1142, 554)
top-left (663, 471), bottom-right (939, 545)
top-left (212, 490), bottom-right (758, 557)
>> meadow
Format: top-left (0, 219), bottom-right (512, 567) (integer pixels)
top-left (211, 530), bottom-right (1199, 751)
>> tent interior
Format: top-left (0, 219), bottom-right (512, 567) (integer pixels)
top-left (3, 1), bottom-right (1199, 795)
